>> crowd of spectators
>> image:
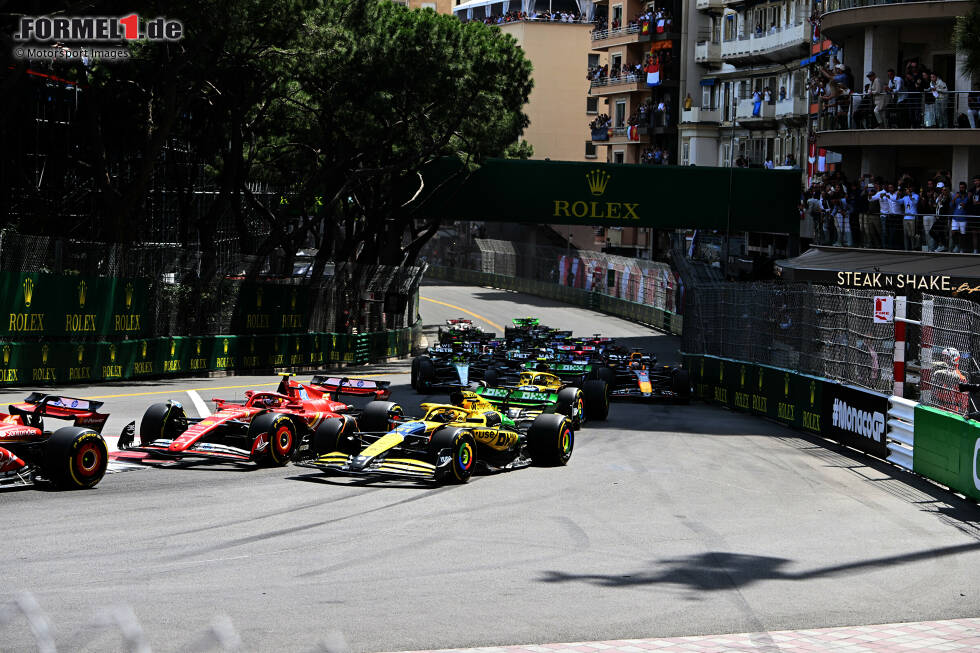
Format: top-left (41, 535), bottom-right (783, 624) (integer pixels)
top-left (803, 170), bottom-right (980, 253)
top-left (587, 51), bottom-right (673, 86)
top-left (593, 4), bottom-right (673, 35)
top-left (813, 58), bottom-right (980, 130)
top-left (640, 147), bottom-right (670, 165)
top-left (589, 113), bottom-right (612, 131)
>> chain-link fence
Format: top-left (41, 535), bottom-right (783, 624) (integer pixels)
top-left (0, 231), bottom-right (424, 337)
top-left (914, 294), bottom-right (980, 414)
top-left (683, 283), bottom-right (896, 394)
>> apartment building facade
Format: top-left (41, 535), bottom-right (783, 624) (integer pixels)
top-left (680, 0), bottom-right (812, 169)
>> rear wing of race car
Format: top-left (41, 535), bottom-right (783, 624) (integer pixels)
top-left (474, 385), bottom-right (558, 409)
top-left (8, 393), bottom-right (110, 433)
top-left (521, 361), bottom-right (592, 378)
top-left (310, 375), bottom-right (391, 401)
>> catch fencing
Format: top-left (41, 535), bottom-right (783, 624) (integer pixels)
top-left (682, 283), bottom-right (896, 395)
top-left (915, 294), bottom-right (980, 415)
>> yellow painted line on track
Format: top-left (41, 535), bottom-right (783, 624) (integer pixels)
top-left (80, 373), bottom-right (408, 400)
top-left (420, 296), bottom-right (504, 331)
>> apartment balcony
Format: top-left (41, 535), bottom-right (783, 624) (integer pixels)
top-left (589, 76), bottom-right (652, 97)
top-left (681, 106), bottom-right (721, 124)
top-left (720, 22), bottom-right (808, 65)
top-left (696, 0), bottom-right (725, 9)
top-left (589, 127), bottom-right (647, 145)
top-left (820, 0), bottom-right (968, 41)
top-left (735, 98), bottom-right (776, 122)
top-left (774, 96), bottom-right (809, 119)
top-left (695, 40), bottom-right (722, 64)
top-left (591, 21), bottom-right (676, 49)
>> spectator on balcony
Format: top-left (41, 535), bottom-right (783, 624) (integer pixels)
top-left (871, 183), bottom-right (899, 249)
top-left (867, 72), bottom-right (887, 128)
top-left (752, 89), bottom-right (762, 116)
top-left (852, 82), bottom-right (874, 129)
top-left (902, 186), bottom-right (920, 250)
top-left (906, 71), bottom-right (923, 127)
top-left (921, 70), bottom-right (937, 127)
top-left (754, 21), bottom-right (763, 36)
top-left (764, 158), bottom-right (774, 169)
top-left (886, 69), bottom-right (903, 127)
top-left (968, 176), bottom-right (980, 253)
top-left (951, 181), bottom-right (970, 253)
top-left (925, 182), bottom-right (949, 251)
top-left (783, 152), bottom-right (796, 167)
top-left (967, 92), bottom-right (980, 128)
top-left (862, 181), bottom-right (882, 248)
top-left (779, 86), bottom-right (787, 102)
top-left (769, 21), bottom-right (777, 34)
top-left (931, 73), bottom-right (949, 128)
top-left (684, 93), bottom-right (693, 110)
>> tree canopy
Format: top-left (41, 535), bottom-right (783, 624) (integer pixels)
top-left (1, 0), bottom-right (533, 276)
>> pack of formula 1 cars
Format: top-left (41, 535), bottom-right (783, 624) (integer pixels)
top-left (2, 317), bottom-right (689, 490)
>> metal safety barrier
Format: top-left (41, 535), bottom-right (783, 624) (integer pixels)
top-left (886, 395), bottom-right (916, 471)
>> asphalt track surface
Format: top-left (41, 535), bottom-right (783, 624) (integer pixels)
top-left (3, 281), bottom-right (980, 652)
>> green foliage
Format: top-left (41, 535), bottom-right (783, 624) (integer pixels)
top-left (953, 0), bottom-right (980, 80)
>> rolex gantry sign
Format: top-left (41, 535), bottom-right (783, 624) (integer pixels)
top-left (2, 271), bottom-right (147, 337)
top-left (552, 170), bottom-right (641, 221)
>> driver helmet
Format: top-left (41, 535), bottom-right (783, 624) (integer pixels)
top-left (941, 347), bottom-right (961, 367)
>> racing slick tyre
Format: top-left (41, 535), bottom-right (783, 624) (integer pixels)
top-left (429, 427), bottom-right (476, 483)
top-left (527, 414), bottom-right (573, 466)
top-left (582, 379), bottom-right (610, 421)
top-left (44, 427), bottom-right (108, 489)
top-left (672, 369), bottom-right (692, 405)
top-left (250, 413), bottom-right (297, 466)
top-left (483, 368), bottom-right (500, 387)
top-left (311, 415), bottom-right (359, 456)
top-left (410, 356), bottom-right (427, 390)
top-left (589, 366), bottom-right (616, 385)
top-left (556, 387), bottom-right (585, 427)
top-left (139, 401), bottom-right (188, 446)
top-left (416, 358), bottom-right (435, 393)
top-left (360, 401), bottom-right (403, 433)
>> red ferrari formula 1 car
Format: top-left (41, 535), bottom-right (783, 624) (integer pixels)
top-left (0, 393), bottom-right (110, 490)
top-left (116, 374), bottom-right (390, 466)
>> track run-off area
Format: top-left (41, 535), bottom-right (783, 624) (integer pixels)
top-left (3, 281), bottom-right (980, 652)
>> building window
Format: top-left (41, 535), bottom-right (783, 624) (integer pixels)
top-left (586, 142), bottom-right (597, 158)
top-left (612, 4), bottom-right (623, 25)
top-left (614, 100), bottom-right (626, 128)
top-left (422, 2), bottom-right (436, 7)
top-left (588, 53), bottom-right (599, 68)
top-left (611, 53), bottom-right (622, 75)
top-left (722, 143), bottom-right (731, 167)
top-left (613, 150), bottom-right (625, 164)
top-left (701, 85), bottom-right (712, 109)
top-left (587, 97), bottom-right (598, 114)
top-left (681, 140), bottom-right (690, 166)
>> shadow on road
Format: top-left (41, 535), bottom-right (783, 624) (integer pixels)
top-left (539, 542), bottom-right (980, 591)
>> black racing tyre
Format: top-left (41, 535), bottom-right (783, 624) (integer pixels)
top-left (483, 368), bottom-right (500, 387)
top-left (592, 366), bottom-right (616, 384)
top-left (44, 427), bottom-right (108, 489)
top-left (429, 427), bottom-right (476, 483)
top-left (360, 401), bottom-right (403, 433)
top-left (249, 412), bottom-right (297, 466)
top-left (410, 356), bottom-right (423, 390)
top-left (672, 369), bottom-right (692, 404)
top-left (416, 357), bottom-right (435, 393)
top-left (139, 401), bottom-right (188, 446)
top-left (556, 387), bottom-right (585, 425)
top-left (311, 415), bottom-right (359, 456)
top-left (582, 379), bottom-right (610, 421)
top-left (504, 327), bottom-right (517, 340)
top-left (527, 414), bottom-right (573, 466)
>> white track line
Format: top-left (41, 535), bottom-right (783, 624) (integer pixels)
top-left (186, 390), bottom-right (211, 418)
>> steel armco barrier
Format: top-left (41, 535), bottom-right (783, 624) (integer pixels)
top-left (887, 395), bottom-right (916, 471)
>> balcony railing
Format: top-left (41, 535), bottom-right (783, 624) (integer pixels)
top-left (695, 40), bottom-right (721, 63)
top-left (815, 90), bottom-right (980, 130)
top-left (820, 0), bottom-right (954, 12)
top-left (736, 98), bottom-right (776, 120)
top-left (592, 19), bottom-right (673, 41)
top-left (681, 106), bottom-right (721, 123)
top-left (721, 22), bottom-right (807, 61)
top-left (775, 96), bottom-right (809, 117)
top-left (696, 0), bottom-right (724, 9)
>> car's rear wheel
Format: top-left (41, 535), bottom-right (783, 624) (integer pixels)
top-left (311, 415), bottom-right (359, 456)
top-left (527, 414), bottom-right (573, 466)
top-left (360, 401), bottom-right (403, 433)
top-left (416, 358), bottom-right (435, 393)
top-left (590, 366), bottom-right (616, 385)
top-left (410, 356), bottom-right (426, 390)
top-left (249, 413), bottom-right (297, 466)
top-left (556, 387), bottom-right (585, 425)
top-left (429, 427), bottom-right (476, 483)
top-left (672, 369), bottom-right (692, 404)
top-left (139, 401), bottom-right (188, 446)
top-left (483, 368), bottom-right (500, 387)
top-left (44, 427), bottom-right (108, 489)
top-left (582, 379), bottom-right (610, 421)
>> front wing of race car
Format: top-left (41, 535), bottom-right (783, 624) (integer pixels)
top-left (300, 451), bottom-right (440, 480)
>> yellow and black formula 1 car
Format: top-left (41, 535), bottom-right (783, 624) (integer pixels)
top-left (292, 393), bottom-right (573, 484)
top-left (476, 369), bottom-right (609, 426)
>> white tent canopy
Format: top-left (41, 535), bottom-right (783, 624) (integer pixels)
top-left (453, 0), bottom-right (594, 19)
